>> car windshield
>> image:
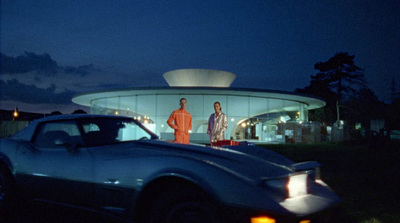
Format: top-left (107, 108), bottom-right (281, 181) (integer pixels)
top-left (80, 118), bottom-right (157, 146)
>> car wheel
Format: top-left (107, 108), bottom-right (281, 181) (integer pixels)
top-left (166, 201), bottom-right (215, 223)
top-left (0, 165), bottom-right (15, 210)
top-left (146, 184), bottom-right (218, 223)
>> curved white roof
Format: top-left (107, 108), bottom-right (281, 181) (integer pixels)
top-left (163, 69), bottom-right (236, 87)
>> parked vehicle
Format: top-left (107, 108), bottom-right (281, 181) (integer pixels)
top-left (0, 114), bottom-right (340, 222)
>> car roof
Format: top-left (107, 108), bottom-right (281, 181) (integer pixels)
top-left (33, 114), bottom-right (132, 122)
top-left (11, 114), bottom-right (137, 141)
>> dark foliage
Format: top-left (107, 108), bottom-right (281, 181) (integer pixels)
top-left (297, 52), bottom-right (366, 124)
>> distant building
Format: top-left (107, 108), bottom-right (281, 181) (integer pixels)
top-left (0, 109), bottom-right (47, 138)
top-left (0, 109), bottom-right (87, 138)
top-left (73, 69), bottom-right (326, 143)
top-left (0, 109), bottom-right (46, 121)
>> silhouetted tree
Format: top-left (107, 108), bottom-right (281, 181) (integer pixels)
top-left (72, 109), bottom-right (87, 114)
top-left (299, 52), bottom-right (366, 124)
top-left (50, 111), bottom-right (62, 115)
top-left (314, 52), bottom-right (365, 99)
top-left (296, 77), bottom-right (337, 124)
top-left (343, 88), bottom-right (386, 130)
top-left (386, 97), bottom-right (400, 131)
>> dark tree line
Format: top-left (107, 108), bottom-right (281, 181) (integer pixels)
top-left (297, 52), bottom-right (400, 135)
top-left (49, 109), bottom-right (88, 115)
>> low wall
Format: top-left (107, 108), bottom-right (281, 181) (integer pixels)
top-left (0, 121), bottom-right (30, 138)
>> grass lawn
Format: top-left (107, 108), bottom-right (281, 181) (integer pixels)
top-left (260, 143), bottom-right (400, 223)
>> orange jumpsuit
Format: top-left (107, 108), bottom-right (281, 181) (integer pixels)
top-left (167, 108), bottom-right (192, 144)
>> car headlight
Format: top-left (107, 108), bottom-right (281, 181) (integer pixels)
top-left (287, 173), bottom-right (308, 198)
top-left (263, 173), bottom-right (311, 200)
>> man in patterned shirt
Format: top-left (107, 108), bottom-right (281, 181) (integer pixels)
top-left (207, 101), bottom-right (228, 145)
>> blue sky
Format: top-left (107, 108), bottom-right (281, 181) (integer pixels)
top-left (1, 0), bottom-right (399, 113)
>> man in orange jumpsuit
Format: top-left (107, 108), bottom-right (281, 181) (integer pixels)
top-left (167, 98), bottom-right (192, 144)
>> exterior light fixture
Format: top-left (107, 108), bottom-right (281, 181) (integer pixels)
top-left (13, 107), bottom-right (19, 120)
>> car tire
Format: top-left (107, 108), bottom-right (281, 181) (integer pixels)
top-left (0, 165), bottom-right (16, 213)
top-left (146, 184), bottom-right (218, 223)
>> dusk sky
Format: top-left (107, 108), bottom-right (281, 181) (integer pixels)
top-left (1, 0), bottom-right (399, 114)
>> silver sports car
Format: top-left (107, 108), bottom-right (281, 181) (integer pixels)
top-left (0, 114), bottom-right (340, 223)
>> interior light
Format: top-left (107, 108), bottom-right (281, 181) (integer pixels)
top-left (231, 118), bottom-right (235, 122)
top-left (241, 122), bottom-right (247, 128)
top-left (251, 216), bottom-right (276, 223)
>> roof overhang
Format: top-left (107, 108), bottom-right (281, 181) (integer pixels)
top-left (72, 87), bottom-right (325, 110)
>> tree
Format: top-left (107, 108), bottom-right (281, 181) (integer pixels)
top-left (296, 80), bottom-right (337, 124)
top-left (343, 88), bottom-right (386, 128)
top-left (50, 111), bottom-right (62, 115)
top-left (72, 109), bottom-right (87, 114)
top-left (314, 52), bottom-right (365, 99)
top-left (386, 97), bottom-right (400, 130)
top-left (305, 52), bottom-right (366, 124)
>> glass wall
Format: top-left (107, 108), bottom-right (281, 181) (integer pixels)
top-left (89, 93), bottom-right (309, 143)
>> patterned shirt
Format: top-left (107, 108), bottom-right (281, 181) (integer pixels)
top-left (207, 112), bottom-right (228, 142)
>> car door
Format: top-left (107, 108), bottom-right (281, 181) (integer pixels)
top-left (15, 120), bottom-right (96, 208)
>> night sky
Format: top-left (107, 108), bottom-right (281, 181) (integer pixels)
top-left (1, 0), bottom-right (399, 114)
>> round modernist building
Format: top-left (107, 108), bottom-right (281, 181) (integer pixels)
top-left (72, 69), bottom-right (325, 143)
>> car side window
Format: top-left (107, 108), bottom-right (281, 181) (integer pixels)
top-left (81, 119), bottom-right (153, 146)
top-left (33, 121), bottom-right (82, 148)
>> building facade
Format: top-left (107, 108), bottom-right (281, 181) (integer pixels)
top-left (72, 69), bottom-right (325, 143)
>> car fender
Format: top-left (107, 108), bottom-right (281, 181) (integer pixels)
top-left (136, 155), bottom-right (290, 214)
top-left (0, 139), bottom-right (18, 173)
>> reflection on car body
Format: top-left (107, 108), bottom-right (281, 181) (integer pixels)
top-left (0, 114), bottom-right (340, 223)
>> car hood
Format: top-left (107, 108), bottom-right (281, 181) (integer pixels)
top-left (91, 140), bottom-right (296, 182)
